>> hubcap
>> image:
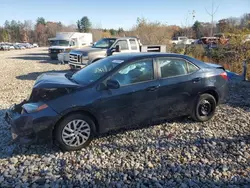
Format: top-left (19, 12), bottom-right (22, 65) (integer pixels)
top-left (62, 119), bottom-right (91, 147)
top-left (199, 100), bottom-right (212, 116)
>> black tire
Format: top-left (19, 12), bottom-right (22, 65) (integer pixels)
top-left (191, 94), bottom-right (217, 122)
top-left (54, 113), bottom-right (96, 151)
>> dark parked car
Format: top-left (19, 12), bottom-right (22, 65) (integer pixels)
top-left (5, 53), bottom-right (228, 151)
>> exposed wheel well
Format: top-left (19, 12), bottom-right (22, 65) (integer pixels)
top-left (52, 110), bottom-right (99, 138)
top-left (201, 90), bottom-right (219, 104)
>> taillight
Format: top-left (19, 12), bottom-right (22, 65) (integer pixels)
top-left (220, 72), bottom-right (228, 80)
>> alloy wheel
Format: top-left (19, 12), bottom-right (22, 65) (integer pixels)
top-left (62, 119), bottom-right (91, 147)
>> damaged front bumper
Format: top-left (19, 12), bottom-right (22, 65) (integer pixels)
top-left (5, 101), bottom-right (60, 145)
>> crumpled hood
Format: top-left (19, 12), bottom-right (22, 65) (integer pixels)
top-left (34, 73), bottom-right (80, 89)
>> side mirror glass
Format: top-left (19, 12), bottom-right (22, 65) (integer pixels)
top-left (106, 79), bottom-right (120, 89)
top-left (115, 45), bottom-right (121, 52)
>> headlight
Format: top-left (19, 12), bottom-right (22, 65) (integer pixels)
top-left (22, 102), bottom-right (48, 114)
top-left (81, 56), bottom-right (88, 62)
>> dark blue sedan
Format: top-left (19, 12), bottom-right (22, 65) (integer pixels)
top-left (5, 53), bottom-right (228, 151)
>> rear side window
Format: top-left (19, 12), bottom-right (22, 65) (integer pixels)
top-left (129, 39), bottom-right (138, 50)
top-left (116, 40), bottom-right (129, 50)
top-left (157, 58), bottom-right (198, 78)
top-left (187, 62), bottom-right (199, 73)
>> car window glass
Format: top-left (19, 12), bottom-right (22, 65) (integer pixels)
top-left (116, 40), bottom-right (129, 50)
top-left (187, 62), bottom-right (199, 73)
top-left (157, 58), bottom-right (189, 78)
top-left (129, 39), bottom-right (138, 50)
top-left (72, 57), bottom-right (123, 84)
top-left (111, 59), bottom-right (154, 86)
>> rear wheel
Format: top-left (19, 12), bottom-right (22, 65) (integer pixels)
top-left (191, 94), bottom-right (217, 122)
top-left (54, 113), bottom-right (95, 151)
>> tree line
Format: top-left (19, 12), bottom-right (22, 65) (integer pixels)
top-left (0, 13), bottom-right (249, 47)
top-left (0, 16), bottom-right (126, 46)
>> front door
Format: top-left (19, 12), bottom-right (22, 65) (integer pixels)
top-left (98, 58), bottom-right (160, 131)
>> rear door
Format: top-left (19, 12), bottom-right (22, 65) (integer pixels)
top-left (155, 57), bottom-right (201, 118)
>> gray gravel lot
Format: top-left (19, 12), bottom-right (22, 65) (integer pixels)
top-left (0, 48), bottom-right (249, 187)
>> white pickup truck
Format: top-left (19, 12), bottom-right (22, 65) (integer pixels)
top-left (171, 36), bottom-right (195, 45)
top-left (68, 37), bottom-right (166, 69)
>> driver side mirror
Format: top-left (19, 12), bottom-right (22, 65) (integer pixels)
top-left (115, 45), bottom-right (121, 52)
top-left (106, 79), bottom-right (120, 89)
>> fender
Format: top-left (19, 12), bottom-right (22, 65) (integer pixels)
top-left (53, 106), bottom-right (99, 133)
top-left (89, 57), bottom-right (104, 64)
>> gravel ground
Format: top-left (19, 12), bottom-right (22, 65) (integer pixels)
top-left (0, 48), bottom-right (249, 187)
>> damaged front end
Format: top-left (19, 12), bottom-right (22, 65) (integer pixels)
top-left (5, 87), bottom-right (76, 145)
top-left (5, 72), bottom-right (80, 145)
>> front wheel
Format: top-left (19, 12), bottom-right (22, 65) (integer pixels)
top-left (54, 113), bottom-right (96, 151)
top-left (191, 94), bottom-right (217, 122)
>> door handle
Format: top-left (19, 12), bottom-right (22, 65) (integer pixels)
top-left (192, 77), bottom-right (201, 83)
top-left (146, 85), bottom-right (160, 91)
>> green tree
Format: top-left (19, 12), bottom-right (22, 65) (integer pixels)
top-left (36, 17), bottom-right (46, 25)
top-left (192, 21), bottom-right (202, 38)
top-left (0, 28), bottom-right (9, 42)
top-left (109, 28), bottom-right (116, 36)
top-left (118, 27), bottom-right (124, 34)
top-left (77, 16), bottom-right (91, 32)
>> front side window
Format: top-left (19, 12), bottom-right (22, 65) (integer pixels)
top-left (111, 59), bottom-right (154, 86)
top-left (50, 40), bottom-right (69, 46)
top-left (93, 38), bottom-right (116, 48)
top-left (115, 40), bottom-right (129, 50)
top-left (157, 58), bottom-right (197, 78)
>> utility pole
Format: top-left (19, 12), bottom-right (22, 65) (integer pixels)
top-left (205, 0), bottom-right (219, 36)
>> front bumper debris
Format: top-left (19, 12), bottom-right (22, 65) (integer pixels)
top-left (5, 101), bottom-right (60, 145)
top-left (5, 104), bottom-right (36, 144)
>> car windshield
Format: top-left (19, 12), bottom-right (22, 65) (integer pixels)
top-left (92, 38), bottom-right (116, 48)
top-left (50, 40), bottom-right (69, 46)
top-left (179, 37), bottom-right (187, 40)
top-left (71, 57), bottom-right (124, 84)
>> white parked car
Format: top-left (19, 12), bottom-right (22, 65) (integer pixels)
top-left (9, 45), bottom-right (15, 50)
top-left (171, 36), bottom-right (195, 45)
top-left (19, 45), bottom-right (26, 50)
top-left (33, 43), bottom-right (39, 48)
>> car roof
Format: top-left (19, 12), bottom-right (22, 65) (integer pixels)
top-left (102, 37), bottom-right (139, 40)
top-left (110, 52), bottom-right (189, 60)
top-left (109, 52), bottom-right (206, 67)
